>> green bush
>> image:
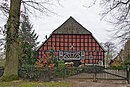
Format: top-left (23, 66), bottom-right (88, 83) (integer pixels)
top-left (57, 60), bottom-right (65, 69)
top-left (111, 65), bottom-right (126, 70)
top-left (54, 60), bottom-right (66, 78)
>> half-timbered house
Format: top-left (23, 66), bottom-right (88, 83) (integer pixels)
top-left (37, 17), bottom-right (105, 66)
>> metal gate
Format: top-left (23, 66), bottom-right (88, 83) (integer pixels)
top-left (58, 50), bottom-right (128, 82)
top-left (65, 65), bottom-right (128, 82)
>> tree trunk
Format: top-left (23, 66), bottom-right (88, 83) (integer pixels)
top-left (2, 0), bottom-right (21, 81)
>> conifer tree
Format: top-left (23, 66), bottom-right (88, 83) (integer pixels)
top-left (19, 15), bottom-right (39, 67)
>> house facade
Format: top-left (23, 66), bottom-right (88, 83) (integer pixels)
top-left (37, 17), bottom-right (105, 66)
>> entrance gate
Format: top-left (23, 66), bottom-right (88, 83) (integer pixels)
top-left (65, 65), bottom-right (128, 82)
top-left (57, 50), bottom-right (128, 83)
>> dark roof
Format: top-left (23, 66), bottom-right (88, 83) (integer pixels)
top-left (52, 16), bottom-right (91, 34)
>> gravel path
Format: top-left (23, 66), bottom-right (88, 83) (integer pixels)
top-left (72, 81), bottom-right (129, 87)
top-left (65, 79), bottom-right (130, 87)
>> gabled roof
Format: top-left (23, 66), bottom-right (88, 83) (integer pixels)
top-left (36, 17), bottom-right (105, 52)
top-left (52, 16), bottom-right (91, 34)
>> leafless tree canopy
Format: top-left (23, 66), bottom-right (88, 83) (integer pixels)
top-left (101, 42), bottom-right (117, 56)
top-left (21, 0), bottom-right (58, 16)
top-left (100, 0), bottom-right (130, 42)
top-left (0, 0), bottom-right (9, 17)
top-left (0, 0), bottom-right (58, 50)
top-left (0, 0), bottom-right (58, 18)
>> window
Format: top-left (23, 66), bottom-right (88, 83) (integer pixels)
top-left (81, 43), bottom-right (84, 46)
top-left (89, 54), bottom-right (93, 60)
top-left (81, 39), bottom-right (84, 42)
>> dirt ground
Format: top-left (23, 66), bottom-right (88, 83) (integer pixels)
top-left (65, 79), bottom-right (130, 87)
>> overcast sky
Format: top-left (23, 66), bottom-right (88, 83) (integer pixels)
top-left (31, 0), bottom-right (113, 44)
top-left (0, 0), bottom-right (114, 44)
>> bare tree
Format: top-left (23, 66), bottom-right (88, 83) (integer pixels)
top-left (0, 0), bottom-right (58, 17)
top-left (101, 41), bottom-right (117, 66)
top-left (0, 0), bottom-right (59, 81)
top-left (1, 0), bottom-right (22, 81)
top-left (0, 0), bottom-right (9, 17)
top-left (100, 0), bottom-right (130, 41)
top-left (123, 39), bottom-right (130, 62)
top-left (0, 26), bottom-right (5, 59)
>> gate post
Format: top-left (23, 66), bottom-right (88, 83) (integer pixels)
top-left (93, 64), bottom-right (97, 82)
top-left (126, 63), bottom-right (130, 84)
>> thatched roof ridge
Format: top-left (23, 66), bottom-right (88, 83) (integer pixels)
top-left (52, 16), bottom-right (91, 34)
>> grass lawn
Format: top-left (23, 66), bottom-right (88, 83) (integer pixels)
top-left (0, 80), bottom-right (74, 87)
top-left (0, 59), bottom-right (74, 87)
top-left (0, 60), bottom-right (74, 87)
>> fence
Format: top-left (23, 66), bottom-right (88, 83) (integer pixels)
top-left (19, 67), bottom-right (51, 81)
top-left (18, 66), bottom-right (82, 81)
top-left (66, 65), bottom-right (127, 80)
top-left (19, 65), bottom-right (130, 82)
top-left (18, 67), bottom-right (78, 81)
top-left (0, 65), bottom-right (130, 83)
